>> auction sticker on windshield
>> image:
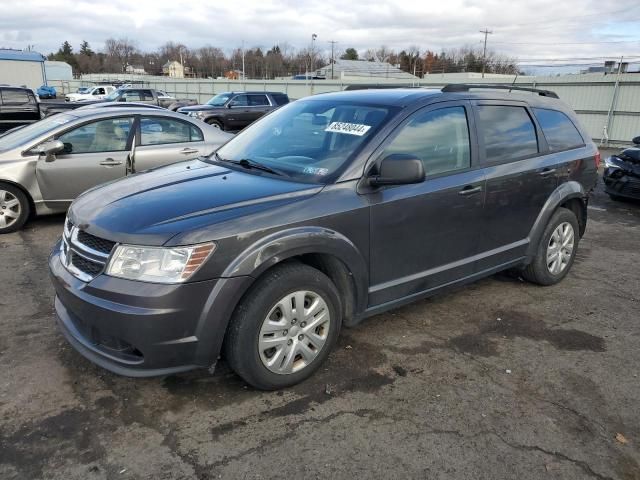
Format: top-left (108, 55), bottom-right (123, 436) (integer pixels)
top-left (325, 122), bottom-right (371, 136)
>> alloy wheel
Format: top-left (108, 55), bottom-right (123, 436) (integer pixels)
top-left (0, 190), bottom-right (21, 229)
top-left (258, 290), bottom-right (331, 375)
top-left (546, 221), bottom-right (574, 275)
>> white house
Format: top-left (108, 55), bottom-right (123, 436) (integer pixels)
top-left (162, 60), bottom-right (184, 78)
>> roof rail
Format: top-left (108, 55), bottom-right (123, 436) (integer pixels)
top-left (441, 83), bottom-right (559, 99)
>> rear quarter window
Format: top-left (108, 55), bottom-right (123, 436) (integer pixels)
top-left (477, 105), bottom-right (538, 164)
top-left (271, 94), bottom-right (290, 106)
top-left (533, 108), bottom-right (584, 151)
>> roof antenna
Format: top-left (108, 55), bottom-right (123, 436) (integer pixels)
top-left (509, 72), bottom-right (519, 93)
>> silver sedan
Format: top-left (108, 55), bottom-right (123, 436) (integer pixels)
top-left (0, 107), bottom-right (232, 233)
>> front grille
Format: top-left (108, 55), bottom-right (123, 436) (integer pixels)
top-left (620, 178), bottom-right (640, 197)
top-left (61, 216), bottom-right (116, 282)
top-left (70, 252), bottom-right (104, 276)
top-left (77, 230), bottom-right (116, 255)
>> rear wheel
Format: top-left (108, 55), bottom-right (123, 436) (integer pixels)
top-left (522, 208), bottom-right (579, 286)
top-left (0, 183), bottom-right (30, 234)
top-left (224, 262), bottom-right (342, 390)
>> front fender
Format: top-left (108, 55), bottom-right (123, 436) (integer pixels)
top-left (526, 181), bottom-right (586, 257)
top-left (223, 226), bottom-right (369, 313)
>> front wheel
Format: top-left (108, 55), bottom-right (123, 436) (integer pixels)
top-left (522, 207), bottom-right (579, 286)
top-left (224, 262), bottom-right (342, 390)
top-left (207, 119), bottom-right (224, 130)
top-left (0, 183), bottom-right (30, 234)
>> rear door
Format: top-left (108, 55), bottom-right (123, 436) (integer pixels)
top-left (367, 101), bottom-right (486, 306)
top-left (247, 94), bottom-right (272, 123)
top-left (0, 89), bottom-right (39, 130)
top-left (131, 115), bottom-right (207, 171)
top-left (472, 102), bottom-right (558, 270)
top-left (36, 116), bottom-right (135, 204)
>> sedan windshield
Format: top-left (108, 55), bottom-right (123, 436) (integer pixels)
top-left (213, 99), bottom-right (396, 183)
top-left (0, 114), bottom-right (77, 152)
top-left (206, 94), bottom-right (231, 106)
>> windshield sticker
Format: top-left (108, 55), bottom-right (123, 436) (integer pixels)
top-left (303, 166), bottom-right (329, 176)
top-left (325, 122), bottom-right (371, 136)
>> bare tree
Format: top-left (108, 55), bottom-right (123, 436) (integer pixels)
top-left (104, 37), bottom-right (138, 73)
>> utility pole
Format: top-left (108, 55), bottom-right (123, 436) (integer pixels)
top-left (328, 40), bottom-right (338, 79)
top-left (480, 28), bottom-right (492, 78)
top-left (241, 40), bottom-right (246, 81)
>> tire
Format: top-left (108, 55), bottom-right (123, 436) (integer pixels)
top-left (0, 183), bottom-right (30, 234)
top-left (608, 193), bottom-right (624, 202)
top-left (207, 119), bottom-right (224, 130)
top-left (522, 207), bottom-right (579, 286)
top-left (224, 262), bottom-right (342, 390)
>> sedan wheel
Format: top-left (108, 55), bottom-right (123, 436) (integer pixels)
top-left (258, 290), bottom-right (331, 375)
top-left (0, 189), bottom-right (22, 230)
top-left (546, 222), bottom-right (574, 275)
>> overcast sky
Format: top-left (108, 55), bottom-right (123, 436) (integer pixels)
top-left (2, 0), bottom-right (639, 72)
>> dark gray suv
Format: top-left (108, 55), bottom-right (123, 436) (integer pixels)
top-left (49, 85), bottom-right (599, 389)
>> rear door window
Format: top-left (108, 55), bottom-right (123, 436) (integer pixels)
top-left (476, 105), bottom-right (538, 163)
top-left (140, 117), bottom-right (203, 145)
top-left (533, 108), bottom-right (584, 151)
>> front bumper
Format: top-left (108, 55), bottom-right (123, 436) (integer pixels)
top-left (603, 167), bottom-right (640, 200)
top-left (49, 240), bottom-right (252, 377)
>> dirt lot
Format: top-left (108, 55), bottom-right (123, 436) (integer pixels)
top-left (1, 161), bottom-right (639, 480)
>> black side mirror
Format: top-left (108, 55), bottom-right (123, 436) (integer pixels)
top-left (369, 154), bottom-right (425, 187)
top-left (632, 136), bottom-right (640, 145)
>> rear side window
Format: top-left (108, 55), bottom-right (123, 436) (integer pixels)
top-left (140, 117), bottom-right (203, 145)
top-left (1, 89), bottom-right (31, 105)
top-left (383, 106), bottom-right (471, 176)
top-left (533, 108), bottom-right (584, 151)
top-left (249, 94), bottom-right (269, 106)
top-left (271, 94), bottom-right (289, 106)
top-left (477, 106), bottom-right (538, 163)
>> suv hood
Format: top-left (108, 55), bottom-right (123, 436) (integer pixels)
top-left (69, 159), bottom-right (322, 246)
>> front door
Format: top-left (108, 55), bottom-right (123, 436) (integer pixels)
top-left (36, 116), bottom-right (134, 205)
top-left (367, 102), bottom-right (486, 307)
top-left (131, 115), bottom-right (206, 171)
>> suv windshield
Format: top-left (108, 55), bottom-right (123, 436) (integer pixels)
top-left (104, 89), bottom-right (123, 101)
top-left (213, 99), bottom-right (396, 183)
top-left (206, 94), bottom-right (231, 106)
top-left (0, 114), bottom-right (77, 152)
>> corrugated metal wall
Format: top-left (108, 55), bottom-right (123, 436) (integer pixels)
top-left (50, 73), bottom-right (640, 145)
top-left (0, 60), bottom-right (45, 90)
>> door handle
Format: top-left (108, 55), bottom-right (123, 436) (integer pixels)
top-left (458, 185), bottom-right (482, 196)
top-left (99, 158), bottom-right (123, 166)
top-left (180, 148), bottom-right (200, 155)
top-left (538, 168), bottom-right (556, 177)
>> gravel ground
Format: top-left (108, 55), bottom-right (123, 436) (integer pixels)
top-left (1, 157), bottom-right (639, 480)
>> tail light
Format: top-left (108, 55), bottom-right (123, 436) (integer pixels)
top-left (595, 151), bottom-right (601, 169)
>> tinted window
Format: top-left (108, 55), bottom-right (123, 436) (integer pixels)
top-left (140, 117), bottom-right (203, 145)
top-left (58, 117), bottom-right (133, 154)
top-left (249, 94), bottom-right (269, 106)
top-left (383, 106), bottom-right (471, 176)
top-left (1, 90), bottom-right (31, 104)
top-left (141, 90), bottom-right (154, 100)
top-left (122, 91), bottom-right (143, 101)
top-left (533, 108), bottom-right (584, 151)
top-left (477, 106), bottom-right (538, 163)
top-left (230, 95), bottom-right (249, 107)
top-left (271, 94), bottom-right (289, 106)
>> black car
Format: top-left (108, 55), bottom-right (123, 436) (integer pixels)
top-left (603, 136), bottom-right (640, 201)
top-left (178, 91), bottom-right (289, 131)
top-left (49, 85), bottom-right (598, 390)
top-left (0, 85), bottom-right (79, 132)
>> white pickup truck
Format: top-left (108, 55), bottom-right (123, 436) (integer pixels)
top-left (65, 86), bottom-right (116, 102)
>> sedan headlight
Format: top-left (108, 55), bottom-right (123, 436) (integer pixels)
top-left (603, 156), bottom-right (620, 169)
top-left (106, 243), bottom-right (215, 283)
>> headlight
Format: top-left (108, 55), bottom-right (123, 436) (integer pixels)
top-left (604, 156), bottom-right (620, 169)
top-left (106, 243), bottom-right (215, 283)
top-left (190, 111), bottom-right (205, 119)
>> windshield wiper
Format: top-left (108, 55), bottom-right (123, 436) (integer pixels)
top-left (214, 153), bottom-right (285, 177)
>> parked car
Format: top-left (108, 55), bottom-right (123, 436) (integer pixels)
top-left (75, 88), bottom-right (178, 108)
top-left (602, 135), bottom-right (640, 201)
top-left (65, 86), bottom-right (116, 102)
top-left (77, 102), bottom-right (165, 111)
top-left (37, 85), bottom-right (57, 99)
top-left (167, 99), bottom-right (198, 111)
top-left (0, 107), bottom-right (232, 233)
top-left (49, 85), bottom-right (598, 389)
top-left (0, 85), bottom-right (78, 132)
top-left (178, 91), bottom-right (290, 131)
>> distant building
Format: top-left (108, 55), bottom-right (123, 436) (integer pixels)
top-left (316, 59), bottom-right (418, 80)
top-left (0, 49), bottom-right (46, 89)
top-left (162, 60), bottom-right (184, 78)
top-left (224, 69), bottom-right (244, 80)
top-left (125, 64), bottom-right (146, 75)
top-left (44, 61), bottom-right (73, 81)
